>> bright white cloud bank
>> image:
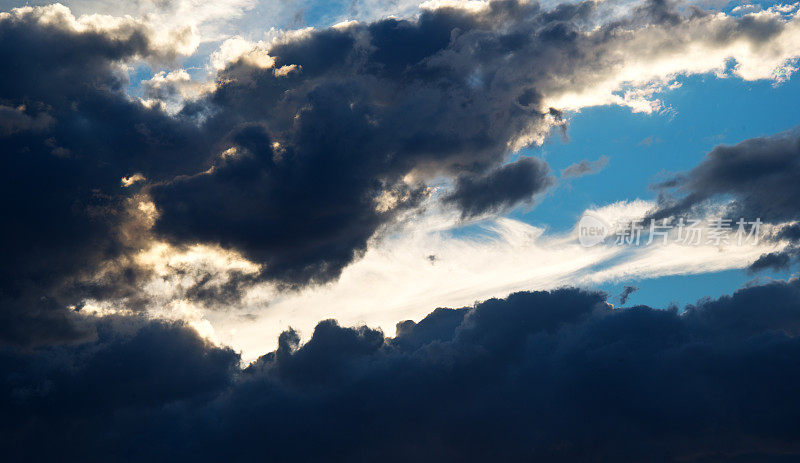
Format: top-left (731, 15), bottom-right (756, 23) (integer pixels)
top-left (82, 199), bottom-right (783, 362)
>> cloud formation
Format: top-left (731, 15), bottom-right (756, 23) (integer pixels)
top-left (151, 0), bottom-right (800, 287)
top-left (654, 126), bottom-right (800, 222)
top-left (2, 0), bottom-right (800, 349)
top-left (100, 199), bottom-right (776, 360)
top-left (0, 5), bottom-right (213, 346)
top-left (561, 154), bottom-right (609, 178)
top-left (618, 284), bottom-right (639, 304)
top-left (653, 125), bottom-right (800, 271)
top-left (1, 2), bottom-right (800, 460)
top-left (5, 282), bottom-right (800, 461)
top-left (444, 157), bottom-right (553, 217)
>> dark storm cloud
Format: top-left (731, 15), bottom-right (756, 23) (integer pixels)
top-left (749, 250), bottom-right (794, 272)
top-left (150, 117), bottom-right (428, 285)
top-left (3, 0), bottom-right (800, 349)
top-left (4, 0), bottom-right (595, 345)
top-left (151, 2), bottom-right (579, 284)
top-left (5, 282), bottom-right (800, 461)
top-left (652, 126), bottom-right (800, 222)
top-left (444, 157), bottom-right (553, 217)
top-left (0, 317), bottom-right (239, 458)
top-left (153, 0), bottom-right (776, 285)
top-left (0, 104), bottom-right (53, 135)
top-left (749, 225), bottom-right (800, 272)
top-left (0, 7), bottom-right (212, 346)
top-left (561, 154), bottom-right (609, 178)
top-left (651, 126), bottom-right (800, 272)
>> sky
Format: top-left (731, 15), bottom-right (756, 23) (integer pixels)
top-left (2, 0), bottom-right (800, 461)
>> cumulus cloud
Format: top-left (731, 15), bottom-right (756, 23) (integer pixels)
top-left (2, 2), bottom-right (800, 459)
top-left (3, 0), bottom-right (800, 348)
top-left (141, 69), bottom-right (215, 112)
top-left (151, 0), bottom-right (800, 288)
top-left (540, 1), bottom-right (800, 112)
top-left (25, 0), bottom-right (260, 54)
top-left (0, 5), bottom-right (211, 346)
top-left (5, 282), bottom-right (800, 461)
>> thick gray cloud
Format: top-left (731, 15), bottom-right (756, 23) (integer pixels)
top-left (151, 0), bottom-right (800, 285)
top-left (151, 2), bottom-right (576, 283)
top-left (4, 282), bottom-right (800, 461)
top-left (653, 126), bottom-right (800, 222)
top-left (444, 157), bottom-right (553, 217)
top-left (3, 0), bottom-right (800, 347)
top-left (750, 250), bottom-right (795, 272)
top-left (150, 0), bottom-right (706, 282)
top-left (652, 126), bottom-right (800, 272)
top-left (0, 6), bottom-right (215, 346)
top-left (2, 3), bottom-right (800, 460)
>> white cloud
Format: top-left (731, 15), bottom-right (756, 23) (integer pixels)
top-left (12, 1), bottom-right (798, 121)
top-left (87, 198), bottom-right (782, 362)
top-left (542, 6), bottom-right (800, 112)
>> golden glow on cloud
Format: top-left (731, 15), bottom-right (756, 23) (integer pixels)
top-left (79, 197), bottom-right (784, 362)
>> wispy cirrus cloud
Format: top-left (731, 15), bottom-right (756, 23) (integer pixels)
top-left (81, 196), bottom-right (779, 360)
